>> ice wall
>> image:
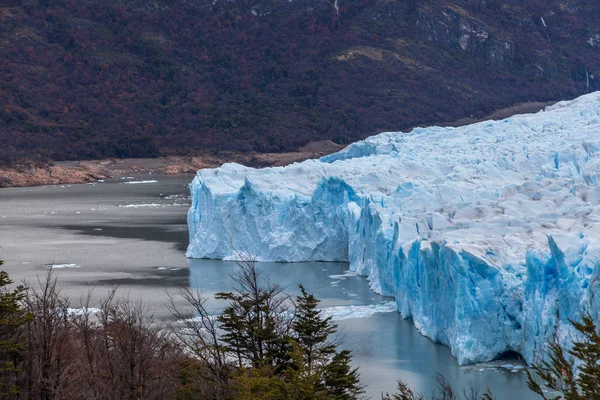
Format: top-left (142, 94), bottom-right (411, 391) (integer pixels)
top-left (187, 93), bottom-right (600, 364)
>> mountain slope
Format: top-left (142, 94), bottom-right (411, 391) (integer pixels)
top-left (1, 0), bottom-right (599, 161)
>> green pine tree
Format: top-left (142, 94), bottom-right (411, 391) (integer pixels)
top-left (0, 264), bottom-right (33, 397)
top-left (322, 350), bottom-right (364, 400)
top-left (381, 381), bottom-right (418, 400)
top-left (381, 377), bottom-right (495, 400)
top-left (216, 257), bottom-right (292, 371)
top-left (293, 284), bottom-right (336, 374)
top-left (527, 312), bottom-right (600, 400)
top-left (569, 314), bottom-right (600, 399)
top-left (292, 285), bottom-right (364, 400)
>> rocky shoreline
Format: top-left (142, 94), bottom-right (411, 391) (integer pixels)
top-left (0, 161), bottom-right (111, 188)
top-left (0, 141), bottom-right (344, 188)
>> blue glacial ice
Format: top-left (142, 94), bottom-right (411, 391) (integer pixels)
top-left (187, 92), bottom-right (600, 365)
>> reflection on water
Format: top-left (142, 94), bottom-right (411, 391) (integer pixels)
top-left (0, 176), bottom-right (538, 399)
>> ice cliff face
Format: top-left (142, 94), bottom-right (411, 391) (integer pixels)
top-left (187, 92), bottom-right (600, 365)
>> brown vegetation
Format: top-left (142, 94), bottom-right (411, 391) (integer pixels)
top-left (13, 275), bottom-right (183, 400)
top-left (1, 0), bottom-right (598, 163)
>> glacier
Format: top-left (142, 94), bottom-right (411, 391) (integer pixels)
top-left (187, 92), bottom-right (600, 365)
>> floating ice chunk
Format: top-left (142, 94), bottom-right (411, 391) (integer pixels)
top-left (44, 263), bottom-right (81, 269)
top-left (119, 202), bottom-right (187, 208)
top-left (319, 302), bottom-right (397, 321)
top-left (119, 203), bottom-right (164, 208)
top-left (155, 266), bottom-right (181, 271)
top-left (329, 270), bottom-right (358, 280)
top-left (123, 180), bottom-right (158, 184)
top-left (165, 194), bottom-right (191, 200)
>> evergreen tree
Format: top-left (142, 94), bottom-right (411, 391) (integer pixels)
top-left (293, 284), bottom-right (336, 374)
top-left (291, 285), bottom-right (364, 400)
top-left (322, 350), bottom-right (364, 400)
top-left (381, 377), bottom-right (495, 400)
top-left (569, 314), bottom-right (600, 398)
top-left (381, 381), bottom-right (418, 400)
top-left (0, 264), bottom-right (33, 397)
top-left (216, 256), bottom-right (292, 371)
top-left (527, 312), bottom-right (600, 400)
top-left (282, 342), bottom-right (323, 400)
top-left (172, 256), bottom-right (366, 399)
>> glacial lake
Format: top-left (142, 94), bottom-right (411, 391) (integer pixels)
top-left (0, 175), bottom-right (538, 399)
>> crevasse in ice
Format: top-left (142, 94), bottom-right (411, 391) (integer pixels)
top-left (187, 92), bottom-right (600, 365)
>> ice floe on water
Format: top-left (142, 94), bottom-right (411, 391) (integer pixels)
top-left (156, 266), bottom-right (182, 271)
top-left (319, 302), bottom-right (397, 321)
top-left (464, 360), bottom-right (527, 374)
top-left (164, 194), bottom-right (192, 201)
top-left (118, 202), bottom-right (188, 208)
top-left (44, 263), bottom-right (81, 269)
top-left (118, 203), bottom-right (165, 208)
top-left (123, 180), bottom-right (158, 184)
top-left (329, 270), bottom-right (358, 280)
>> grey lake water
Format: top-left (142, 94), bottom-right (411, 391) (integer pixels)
top-left (0, 175), bottom-right (538, 399)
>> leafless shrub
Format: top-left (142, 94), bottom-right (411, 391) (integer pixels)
top-left (20, 274), bottom-right (182, 400)
top-left (82, 289), bottom-right (182, 400)
top-left (23, 272), bottom-right (79, 399)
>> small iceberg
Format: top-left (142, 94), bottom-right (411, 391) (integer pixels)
top-left (123, 180), bottom-right (158, 185)
top-left (319, 302), bottom-right (397, 321)
top-left (44, 263), bottom-right (81, 269)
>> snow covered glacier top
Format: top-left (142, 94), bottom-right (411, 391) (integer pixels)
top-left (188, 92), bottom-right (600, 365)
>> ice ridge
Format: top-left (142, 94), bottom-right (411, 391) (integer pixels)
top-left (187, 92), bottom-right (600, 365)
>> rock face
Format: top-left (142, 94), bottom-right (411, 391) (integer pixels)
top-left (0, 162), bottom-right (110, 188)
top-left (0, 143), bottom-right (348, 188)
top-left (187, 92), bottom-right (600, 365)
top-left (2, 0), bottom-right (600, 161)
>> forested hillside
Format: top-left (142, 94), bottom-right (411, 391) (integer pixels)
top-left (1, 0), bottom-right (599, 162)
